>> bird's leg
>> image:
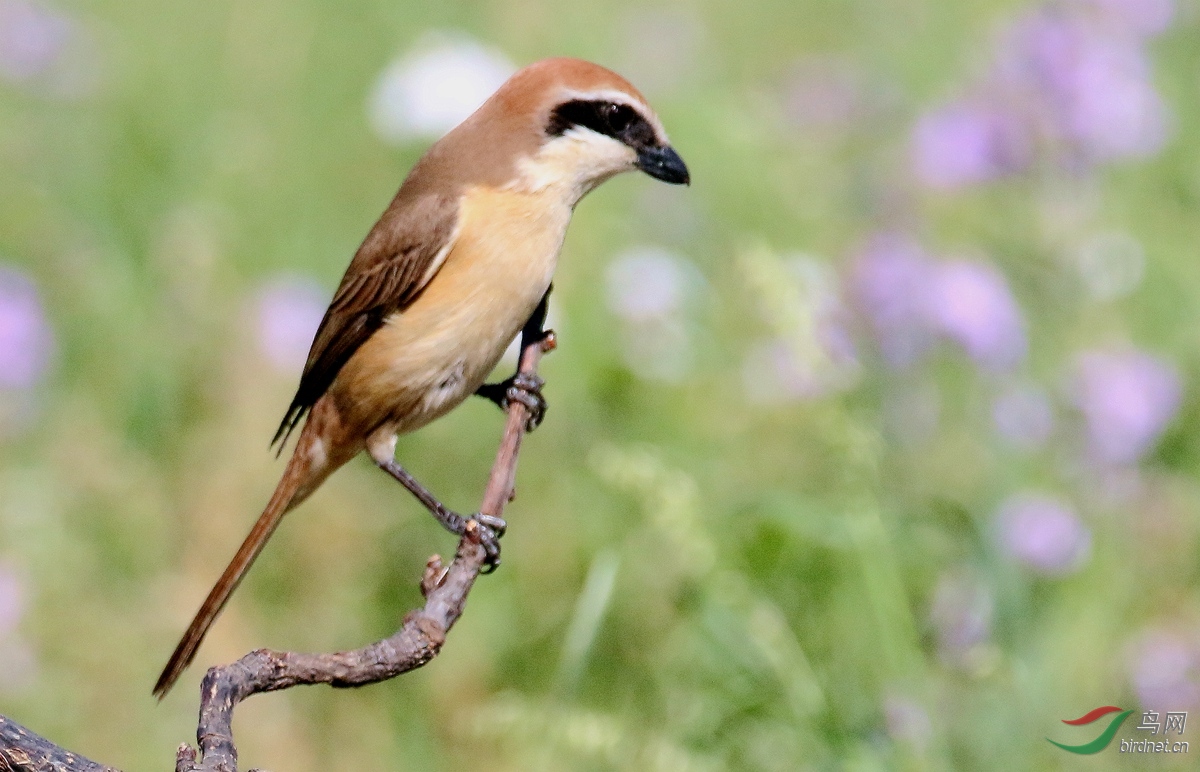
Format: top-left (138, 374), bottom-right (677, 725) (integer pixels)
top-left (474, 286), bottom-right (554, 431)
top-left (375, 458), bottom-right (506, 572)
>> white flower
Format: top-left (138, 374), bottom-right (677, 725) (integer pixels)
top-left (1074, 230), bottom-right (1144, 301)
top-left (368, 32), bottom-right (515, 143)
top-left (605, 246), bottom-right (695, 323)
top-left (605, 246), bottom-right (705, 383)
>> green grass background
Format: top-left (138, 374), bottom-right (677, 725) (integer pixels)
top-left (2, 0), bottom-right (1199, 769)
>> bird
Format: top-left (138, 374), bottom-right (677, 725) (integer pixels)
top-left (153, 57), bottom-right (690, 698)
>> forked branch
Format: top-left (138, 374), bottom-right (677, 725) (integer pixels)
top-left (0, 324), bottom-right (555, 772)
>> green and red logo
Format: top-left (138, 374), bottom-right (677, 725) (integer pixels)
top-left (1047, 706), bottom-right (1134, 754)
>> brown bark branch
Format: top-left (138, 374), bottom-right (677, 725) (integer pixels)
top-left (0, 329), bottom-right (555, 772)
top-left (0, 717), bottom-right (119, 772)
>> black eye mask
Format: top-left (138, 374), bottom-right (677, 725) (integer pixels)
top-left (547, 100), bottom-right (657, 149)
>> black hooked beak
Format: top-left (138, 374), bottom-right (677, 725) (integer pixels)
top-left (636, 145), bottom-right (690, 185)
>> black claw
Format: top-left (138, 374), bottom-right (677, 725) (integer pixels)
top-left (472, 513), bottom-right (506, 573)
top-left (475, 373), bottom-right (548, 432)
top-left (506, 373), bottom-right (547, 431)
top-left (475, 512), bottom-right (507, 537)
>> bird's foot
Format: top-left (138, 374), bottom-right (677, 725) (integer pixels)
top-left (468, 513), bottom-right (507, 573)
top-left (475, 372), bottom-right (547, 432)
top-left (376, 458), bottom-right (507, 572)
top-left (429, 510), bottom-right (506, 571)
top-left (427, 509), bottom-right (506, 573)
top-left (506, 373), bottom-right (547, 431)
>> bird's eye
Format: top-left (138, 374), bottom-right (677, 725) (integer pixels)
top-left (602, 103), bottom-right (635, 133)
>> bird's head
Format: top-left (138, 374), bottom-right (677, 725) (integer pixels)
top-left (450, 58), bottom-right (689, 204)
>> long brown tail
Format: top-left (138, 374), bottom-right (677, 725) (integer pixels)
top-left (153, 409), bottom-right (350, 698)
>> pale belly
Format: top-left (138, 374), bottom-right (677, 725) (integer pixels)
top-left (332, 187), bottom-right (569, 437)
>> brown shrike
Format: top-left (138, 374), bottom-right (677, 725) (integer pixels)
top-left (154, 57), bottom-right (689, 697)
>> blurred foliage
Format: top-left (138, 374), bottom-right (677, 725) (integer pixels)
top-left (2, 0), bottom-right (1200, 770)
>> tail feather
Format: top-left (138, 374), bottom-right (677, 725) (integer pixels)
top-left (154, 414), bottom-right (348, 698)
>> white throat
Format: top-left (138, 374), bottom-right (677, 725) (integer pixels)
top-left (508, 128), bottom-right (637, 206)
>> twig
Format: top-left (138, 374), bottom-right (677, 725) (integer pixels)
top-left (0, 328), bottom-right (555, 772)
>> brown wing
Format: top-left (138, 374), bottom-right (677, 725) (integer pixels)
top-left (272, 193), bottom-right (460, 448)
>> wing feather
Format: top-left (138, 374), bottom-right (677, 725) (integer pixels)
top-left (272, 193), bottom-right (460, 448)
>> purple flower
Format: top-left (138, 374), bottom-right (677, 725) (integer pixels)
top-left (1072, 349), bottom-right (1181, 465)
top-left (928, 261), bottom-right (1026, 371)
top-left (1058, 38), bottom-right (1167, 160)
top-left (907, 0), bottom-right (1175, 184)
top-left (996, 493), bottom-right (1090, 575)
top-left (0, 266), bottom-right (54, 390)
top-left (884, 694), bottom-right (932, 750)
top-left (1000, 11), bottom-right (1169, 161)
top-left (1130, 629), bottom-right (1200, 714)
top-left (930, 570), bottom-right (993, 666)
top-left (1074, 0), bottom-right (1174, 38)
top-left (992, 384), bottom-right (1055, 450)
top-left (850, 234), bottom-right (936, 369)
top-left (0, 0), bottom-right (71, 84)
top-left (254, 276), bottom-right (327, 373)
top-left (911, 100), bottom-right (1030, 189)
top-left (852, 239), bottom-right (1027, 372)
